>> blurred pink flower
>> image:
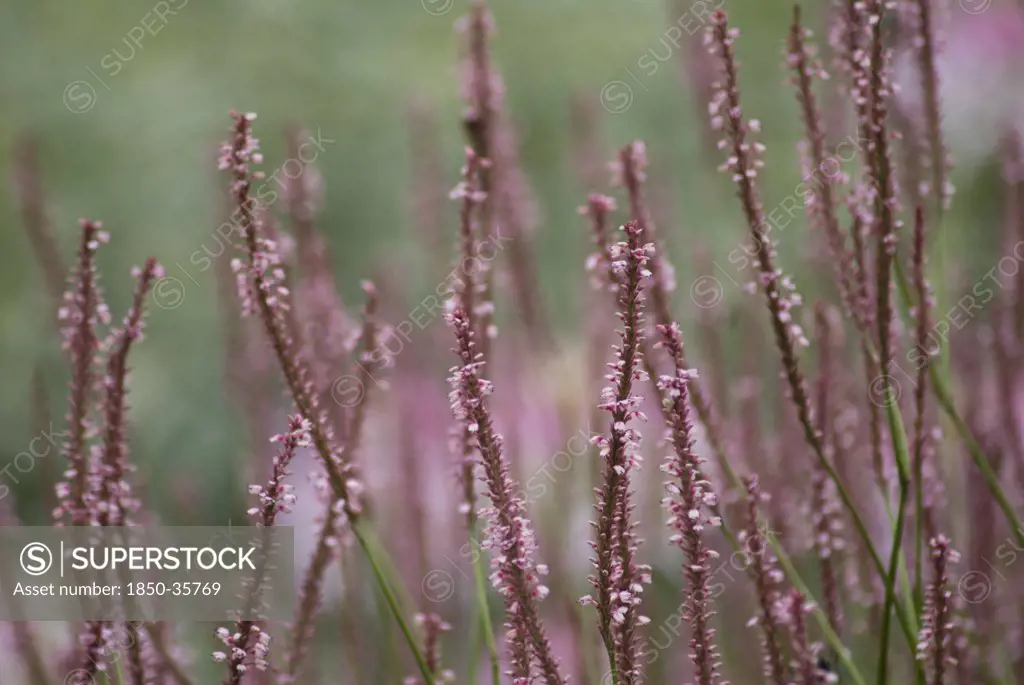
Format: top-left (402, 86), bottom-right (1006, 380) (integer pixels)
top-left (896, 7), bottom-right (1024, 166)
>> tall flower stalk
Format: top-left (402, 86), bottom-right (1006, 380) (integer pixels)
top-left (96, 259), bottom-right (159, 685)
top-left (616, 142), bottom-right (738, 500)
top-left (743, 477), bottom-right (786, 685)
top-left (56, 220), bottom-right (111, 685)
top-left (705, 16), bottom-right (922, 658)
top-left (96, 259), bottom-right (159, 528)
top-left (222, 112), bottom-right (354, 514)
top-left (56, 228), bottom-right (161, 684)
top-left (56, 220), bottom-right (109, 527)
top-left (220, 110), bottom-right (434, 683)
top-left (581, 220), bottom-right (651, 685)
top-left (449, 146), bottom-right (502, 685)
top-left (851, 5), bottom-right (917, 680)
top-left (458, 0), bottom-right (549, 351)
top-left (706, 10), bottom-right (814, 472)
top-left (446, 308), bottom-right (565, 684)
top-left (811, 306), bottom-right (845, 639)
top-left (861, 0), bottom-right (902, 404)
top-left (910, 205), bottom-right (935, 616)
top-left (458, 0), bottom-right (498, 362)
top-left (283, 284), bottom-right (379, 683)
top-left (451, 146), bottom-right (489, 528)
top-left (216, 416), bottom-right (306, 685)
top-left (657, 322), bottom-right (722, 685)
top-left (787, 6), bottom-right (860, 332)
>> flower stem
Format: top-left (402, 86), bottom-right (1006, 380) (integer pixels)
top-left (878, 364), bottom-right (924, 683)
top-left (892, 262), bottom-right (1024, 549)
top-left (877, 466), bottom-right (910, 685)
top-left (468, 601), bottom-right (480, 685)
top-left (470, 531), bottom-right (501, 685)
top-left (931, 368), bottom-right (1024, 548)
top-left (351, 521), bottom-right (434, 683)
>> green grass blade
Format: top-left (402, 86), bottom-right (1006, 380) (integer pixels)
top-left (352, 521), bottom-right (435, 683)
top-left (469, 531), bottom-right (501, 685)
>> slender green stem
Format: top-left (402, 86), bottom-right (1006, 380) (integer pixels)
top-left (468, 595), bottom-right (481, 685)
top-left (351, 522), bottom-right (434, 683)
top-left (892, 261), bottom-right (1024, 548)
top-left (876, 477), bottom-right (919, 631)
top-left (604, 637), bottom-right (620, 685)
top-left (877, 470), bottom-right (910, 685)
top-left (932, 207), bottom-right (950, 396)
top-left (578, 599), bottom-right (605, 685)
top-left (372, 565), bottom-right (399, 680)
top-left (809, 429), bottom-right (920, 651)
top-left (913, 484), bottom-right (926, 685)
top-left (931, 369), bottom-right (1024, 545)
top-left (882, 374), bottom-right (925, 683)
top-left (817, 261), bottom-right (939, 669)
top-left (875, 483), bottom-right (924, 685)
top-left (893, 227), bottom-right (935, 637)
top-left (338, 553), bottom-right (367, 683)
top-left (361, 524), bottom-right (417, 610)
top-left (469, 531), bottom-right (501, 685)
top-left (913, 450), bottom-right (926, 617)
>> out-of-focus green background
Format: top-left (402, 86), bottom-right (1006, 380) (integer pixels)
top-left (0, 0), bottom-right (1007, 522)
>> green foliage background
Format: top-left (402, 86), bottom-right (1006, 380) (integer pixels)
top-left (0, 0), bottom-right (996, 522)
